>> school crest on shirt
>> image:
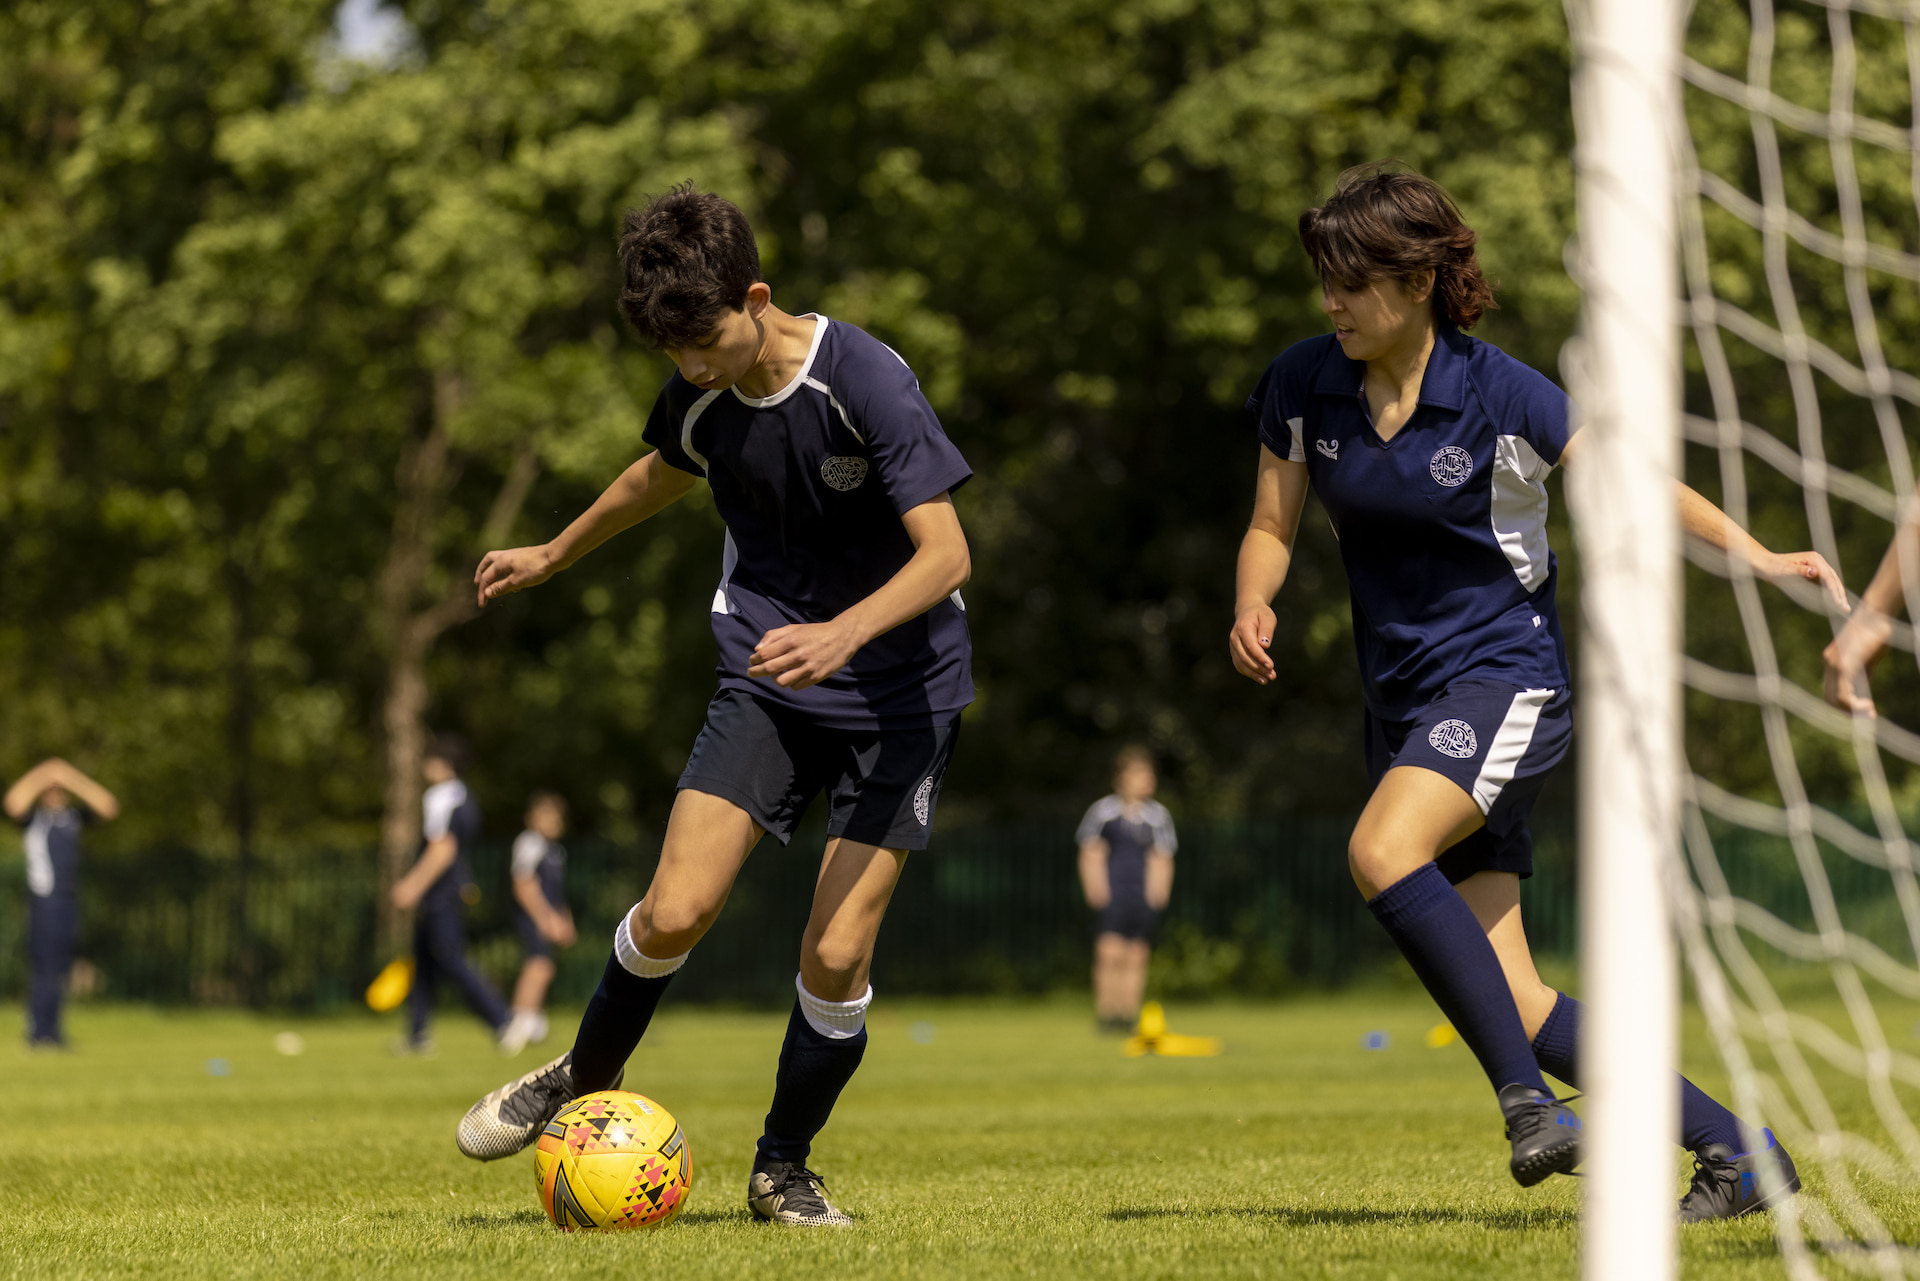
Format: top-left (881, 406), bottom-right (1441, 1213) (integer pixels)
top-left (1429, 445), bottom-right (1473, 487)
top-left (820, 456), bottom-right (869, 492)
top-left (1428, 719), bottom-right (1479, 759)
top-left (913, 777), bottom-right (934, 825)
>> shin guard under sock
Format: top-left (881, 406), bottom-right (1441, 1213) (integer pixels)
top-left (1529, 990), bottom-right (1743, 1151)
top-left (757, 979), bottom-right (872, 1164)
top-left (1367, 862), bottom-right (1549, 1095)
top-left (569, 916), bottom-right (686, 1094)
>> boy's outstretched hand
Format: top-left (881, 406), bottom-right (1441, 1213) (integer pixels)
top-left (474, 545), bottom-right (558, 607)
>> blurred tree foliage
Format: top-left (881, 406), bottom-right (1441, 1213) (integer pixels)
top-left (3, 0), bottom-right (1891, 889)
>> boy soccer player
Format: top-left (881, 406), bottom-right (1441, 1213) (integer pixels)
top-left (4, 758), bottom-right (119, 1049)
top-left (454, 184), bottom-right (972, 1227)
top-left (1076, 746), bottom-right (1175, 1032)
top-left (499, 791), bottom-right (576, 1055)
top-left (389, 733), bottom-right (512, 1053)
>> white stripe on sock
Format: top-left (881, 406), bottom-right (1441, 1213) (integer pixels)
top-left (795, 973), bottom-right (872, 1040)
top-left (614, 911), bottom-right (688, 979)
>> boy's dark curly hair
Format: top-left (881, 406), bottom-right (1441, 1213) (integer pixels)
top-left (618, 183), bottom-right (761, 348)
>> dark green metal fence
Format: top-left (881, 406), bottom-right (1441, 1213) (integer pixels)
top-left (0, 816), bottom-right (1586, 1010)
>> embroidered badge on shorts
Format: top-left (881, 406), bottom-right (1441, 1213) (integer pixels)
top-left (820, 456), bottom-right (869, 491)
top-left (913, 777), bottom-right (934, 825)
top-left (1428, 719), bottom-right (1479, 759)
top-left (1429, 445), bottom-right (1473, 487)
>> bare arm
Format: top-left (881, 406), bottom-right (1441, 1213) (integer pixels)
top-left (1144, 849), bottom-right (1174, 911)
top-left (747, 494), bottom-right (972, 691)
top-left (390, 834), bottom-right (457, 911)
top-left (474, 450), bottom-right (700, 607)
top-left (513, 874), bottom-right (577, 946)
top-left (1558, 429), bottom-right (1848, 614)
top-left (4, 758), bottom-right (119, 822)
top-left (1229, 445), bottom-right (1311, 685)
top-left (1078, 839), bottom-right (1111, 910)
top-left (1823, 503), bottom-right (1920, 713)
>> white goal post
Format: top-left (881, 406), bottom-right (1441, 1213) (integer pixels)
top-left (1568, 0), bottom-right (1684, 1278)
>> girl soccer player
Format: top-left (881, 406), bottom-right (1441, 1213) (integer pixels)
top-left (1231, 165), bottom-right (1839, 1219)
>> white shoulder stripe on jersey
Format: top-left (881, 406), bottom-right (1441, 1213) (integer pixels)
top-left (803, 375), bottom-right (864, 444)
top-left (1285, 416), bottom-right (1306, 463)
top-left (680, 388), bottom-right (724, 473)
top-left (711, 531), bottom-right (739, 615)
top-left (1469, 688), bottom-right (1555, 815)
top-left (1490, 433), bottom-right (1552, 592)
top-left (23, 810), bottom-right (53, 897)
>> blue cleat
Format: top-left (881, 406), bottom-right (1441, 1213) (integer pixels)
top-left (1498, 1083), bottom-right (1582, 1186)
top-left (1678, 1129), bottom-right (1800, 1222)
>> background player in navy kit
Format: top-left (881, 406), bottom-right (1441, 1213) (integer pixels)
top-left (389, 733), bottom-right (511, 1054)
top-left (499, 791), bottom-right (575, 1056)
top-left (1076, 745), bottom-right (1175, 1032)
top-left (1231, 165), bottom-right (1845, 1219)
top-left (455, 184), bottom-right (973, 1227)
top-left (4, 758), bottom-right (118, 1049)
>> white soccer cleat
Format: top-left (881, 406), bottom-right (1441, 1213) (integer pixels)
top-left (747, 1155), bottom-right (853, 1226)
top-left (455, 1051), bottom-right (622, 1161)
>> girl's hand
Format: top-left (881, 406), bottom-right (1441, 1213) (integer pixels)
top-left (1229, 604), bottom-right (1279, 684)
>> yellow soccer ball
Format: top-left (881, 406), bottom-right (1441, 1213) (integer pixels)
top-left (533, 1090), bottom-right (692, 1231)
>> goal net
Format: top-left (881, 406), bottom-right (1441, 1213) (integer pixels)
top-left (1575, 0), bottom-right (1920, 1276)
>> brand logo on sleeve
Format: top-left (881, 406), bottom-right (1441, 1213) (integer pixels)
top-left (820, 456), bottom-right (869, 491)
top-left (913, 777), bottom-right (935, 825)
top-left (1316, 439), bottom-right (1340, 460)
top-left (1429, 445), bottom-right (1473, 486)
top-left (1428, 719), bottom-right (1479, 759)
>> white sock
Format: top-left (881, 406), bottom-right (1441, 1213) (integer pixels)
top-left (795, 973), bottom-right (872, 1040)
top-left (614, 911), bottom-right (689, 979)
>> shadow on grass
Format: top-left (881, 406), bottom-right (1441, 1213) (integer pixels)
top-left (1106, 1205), bottom-right (1579, 1231)
top-left (456, 1208), bottom-right (742, 1230)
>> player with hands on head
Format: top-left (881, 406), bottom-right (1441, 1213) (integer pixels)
top-left (460, 183), bottom-right (974, 1229)
top-left (1231, 163), bottom-right (1828, 1219)
top-left (5, 757), bottom-right (118, 1050)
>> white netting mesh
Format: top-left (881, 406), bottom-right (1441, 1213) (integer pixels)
top-left (1676, 0), bottom-right (1920, 1273)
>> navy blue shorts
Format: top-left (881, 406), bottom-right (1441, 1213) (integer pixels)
top-left (1094, 898), bottom-right (1160, 943)
top-left (514, 910), bottom-right (552, 960)
top-left (1364, 681), bottom-right (1573, 883)
top-left (678, 689), bottom-right (961, 851)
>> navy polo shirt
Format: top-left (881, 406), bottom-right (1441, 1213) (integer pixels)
top-left (643, 316), bottom-right (975, 730)
top-left (20, 804), bottom-right (86, 899)
top-left (1246, 325), bottom-right (1573, 720)
top-left (420, 779), bottom-right (481, 911)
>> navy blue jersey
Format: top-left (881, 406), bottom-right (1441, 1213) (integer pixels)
top-left (20, 804), bottom-right (86, 899)
top-left (1076, 795), bottom-right (1177, 905)
top-left (510, 829), bottom-right (566, 912)
top-left (642, 316), bottom-right (975, 730)
top-left (420, 779), bottom-right (481, 910)
top-left (1246, 326), bottom-right (1573, 719)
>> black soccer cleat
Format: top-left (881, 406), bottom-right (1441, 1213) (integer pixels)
top-left (747, 1155), bottom-right (853, 1226)
top-left (1498, 1083), bottom-right (1583, 1187)
top-left (1678, 1129), bottom-right (1800, 1222)
top-left (454, 1050), bottom-right (622, 1161)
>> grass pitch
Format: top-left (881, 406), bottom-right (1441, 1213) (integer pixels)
top-left (0, 994), bottom-right (1889, 1279)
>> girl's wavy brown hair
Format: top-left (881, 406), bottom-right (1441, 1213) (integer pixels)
top-left (1298, 163), bottom-right (1497, 330)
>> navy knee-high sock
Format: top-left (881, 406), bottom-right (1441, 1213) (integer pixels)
top-left (757, 1001), bottom-right (868, 1165)
top-left (1530, 991), bottom-right (1743, 1151)
top-left (1368, 863), bottom-right (1548, 1095)
top-left (570, 949), bottom-right (676, 1094)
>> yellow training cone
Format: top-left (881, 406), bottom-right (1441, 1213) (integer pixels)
top-left (1124, 1001), bottom-right (1222, 1057)
top-left (365, 957), bottom-right (414, 1012)
top-left (1425, 1023), bottom-right (1459, 1049)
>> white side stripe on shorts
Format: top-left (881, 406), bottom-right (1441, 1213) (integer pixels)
top-left (1470, 688), bottom-right (1556, 815)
